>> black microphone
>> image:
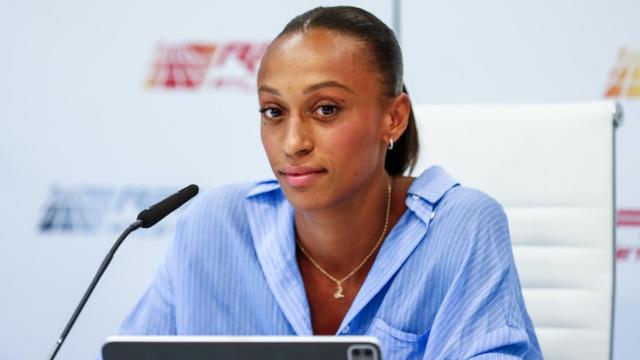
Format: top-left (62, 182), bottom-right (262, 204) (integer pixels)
top-left (137, 184), bottom-right (199, 228)
top-left (47, 184), bottom-right (199, 360)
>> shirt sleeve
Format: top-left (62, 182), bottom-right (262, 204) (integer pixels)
top-left (422, 199), bottom-right (542, 360)
top-left (117, 219), bottom-right (181, 335)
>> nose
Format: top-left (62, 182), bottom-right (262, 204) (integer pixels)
top-left (283, 114), bottom-right (313, 158)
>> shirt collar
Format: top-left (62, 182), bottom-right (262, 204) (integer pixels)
top-left (246, 179), bottom-right (281, 198)
top-left (407, 165), bottom-right (459, 205)
top-left (246, 166), bottom-right (459, 206)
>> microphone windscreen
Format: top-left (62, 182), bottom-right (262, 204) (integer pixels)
top-left (137, 184), bottom-right (199, 228)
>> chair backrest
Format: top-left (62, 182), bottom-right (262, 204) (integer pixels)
top-left (412, 101), bottom-right (618, 360)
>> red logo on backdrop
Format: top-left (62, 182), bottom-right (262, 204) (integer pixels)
top-left (145, 41), bottom-right (268, 91)
top-left (616, 209), bottom-right (640, 262)
top-left (618, 209), bottom-right (640, 227)
top-left (604, 48), bottom-right (640, 98)
top-left (146, 44), bottom-right (216, 89)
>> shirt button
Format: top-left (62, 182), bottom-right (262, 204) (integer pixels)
top-left (412, 195), bottom-right (419, 200)
top-left (341, 325), bottom-right (350, 334)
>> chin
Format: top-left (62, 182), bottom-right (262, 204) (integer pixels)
top-left (279, 184), bottom-right (331, 211)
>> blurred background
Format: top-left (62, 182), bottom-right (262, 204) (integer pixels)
top-left (1, 0), bottom-right (638, 359)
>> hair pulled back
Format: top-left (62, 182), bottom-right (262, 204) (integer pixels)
top-left (277, 6), bottom-right (419, 175)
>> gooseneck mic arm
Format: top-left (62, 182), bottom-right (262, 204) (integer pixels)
top-left (47, 220), bottom-right (142, 360)
top-left (47, 184), bottom-right (199, 360)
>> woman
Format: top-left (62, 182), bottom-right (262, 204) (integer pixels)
top-left (120, 6), bottom-right (542, 359)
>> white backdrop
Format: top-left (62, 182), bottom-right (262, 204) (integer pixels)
top-left (1, 0), bottom-right (638, 359)
top-left (0, 1), bottom-right (392, 359)
top-left (400, 1), bottom-right (639, 359)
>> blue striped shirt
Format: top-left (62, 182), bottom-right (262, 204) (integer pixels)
top-left (120, 166), bottom-right (542, 359)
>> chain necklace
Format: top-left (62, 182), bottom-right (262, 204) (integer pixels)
top-left (296, 179), bottom-right (392, 300)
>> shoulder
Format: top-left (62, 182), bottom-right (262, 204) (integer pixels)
top-left (182, 182), bottom-right (254, 218)
top-left (165, 180), bottom-right (282, 261)
top-left (437, 186), bottom-right (506, 228)
top-left (430, 186), bottom-right (513, 269)
top-left (410, 167), bottom-right (509, 252)
top-left (410, 166), bottom-right (506, 228)
top-left (175, 179), bottom-right (281, 234)
top-left (411, 172), bottom-right (516, 287)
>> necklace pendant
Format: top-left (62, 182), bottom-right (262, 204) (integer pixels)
top-left (334, 283), bottom-right (345, 299)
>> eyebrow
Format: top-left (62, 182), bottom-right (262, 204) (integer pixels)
top-left (258, 85), bottom-right (280, 96)
top-left (303, 80), bottom-right (354, 94)
top-left (258, 80), bottom-right (354, 96)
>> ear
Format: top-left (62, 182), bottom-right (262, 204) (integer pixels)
top-left (383, 93), bottom-right (411, 144)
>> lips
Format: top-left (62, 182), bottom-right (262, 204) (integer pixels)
top-left (279, 166), bottom-right (326, 187)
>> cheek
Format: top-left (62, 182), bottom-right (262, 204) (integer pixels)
top-left (324, 118), bottom-right (382, 173)
top-left (260, 125), bottom-right (279, 163)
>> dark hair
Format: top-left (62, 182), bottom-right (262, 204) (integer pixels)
top-left (277, 6), bottom-right (419, 175)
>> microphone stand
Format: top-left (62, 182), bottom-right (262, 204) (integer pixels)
top-left (47, 219), bottom-right (143, 360)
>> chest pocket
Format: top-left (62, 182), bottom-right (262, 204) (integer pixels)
top-left (368, 318), bottom-right (429, 360)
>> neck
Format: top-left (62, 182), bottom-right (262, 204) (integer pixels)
top-left (294, 170), bottom-right (391, 276)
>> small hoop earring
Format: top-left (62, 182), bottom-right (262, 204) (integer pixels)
top-left (388, 138), bottom-right (394, 150)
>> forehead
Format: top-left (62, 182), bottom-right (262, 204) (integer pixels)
top-left (258, 29), bottom-right (379, 89)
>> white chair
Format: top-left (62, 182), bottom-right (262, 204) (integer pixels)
top-left (413, 101), bottom-right (621, 360)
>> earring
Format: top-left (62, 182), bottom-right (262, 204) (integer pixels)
top-left (388, 138), bottom-right (394, 150)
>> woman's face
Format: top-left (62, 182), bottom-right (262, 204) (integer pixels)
top-left (257, 29), bottom-right (403, 211)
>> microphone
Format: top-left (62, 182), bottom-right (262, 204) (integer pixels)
top-left (137, 184), bottom-right (199, 228)
top-left (47, 184), bottom-right (199, 360)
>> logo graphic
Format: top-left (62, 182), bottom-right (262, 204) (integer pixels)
top-left (617, 247), bottom-right (640, 262)
top-left (39, 187), bottom-right (113, 232)
top-left (146, 44), bottom-right (216, 89)
top-left (146, 41), bottom-right (268, 92)
top-left (618, 209), bottom-right (640, 227)
top-left (604, 48), bottom-right (640, 98)
top-left (39, 185), bottom-right (185, 237)
top-left (617, 209), bottom-right (640, 262)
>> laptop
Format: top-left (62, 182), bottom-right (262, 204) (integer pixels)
top-left (103, 335), bottom-right (382, 360)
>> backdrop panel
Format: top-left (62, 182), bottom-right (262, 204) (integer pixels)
top-left (0, 1), bottom-right (392, 359)
top-left (401, 1), bottom-right (639, 359)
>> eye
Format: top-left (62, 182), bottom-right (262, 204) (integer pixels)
top-left (314, 104), bottom-right (339, 117)
top-left (259, 107), bottom-right (284, 120)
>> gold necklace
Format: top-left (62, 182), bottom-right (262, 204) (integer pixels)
top-left (296, 179), bottom-right (392, 300)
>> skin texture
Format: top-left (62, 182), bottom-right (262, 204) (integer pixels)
top-left (257, 28), bottom-right (413, 334)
